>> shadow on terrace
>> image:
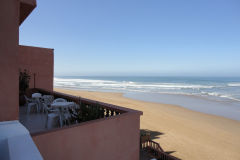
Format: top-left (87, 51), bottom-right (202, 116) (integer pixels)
top-left (19, 88), bottom-right (127, 134)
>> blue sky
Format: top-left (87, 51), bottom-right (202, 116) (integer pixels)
top-left (20, 0), bottom-right (240, 77)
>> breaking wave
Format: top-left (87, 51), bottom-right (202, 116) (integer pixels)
top-left (54, 77), bottom-right (215, 90)
top-left (54, 77), bottom-right (240, 102)
top-left (228, 83), bottom-right (240, 87)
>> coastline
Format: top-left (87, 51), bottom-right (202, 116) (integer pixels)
top-left (55, 88), bottom-right (240, 160)
top-left (124, 92), bottom-right (240, 121)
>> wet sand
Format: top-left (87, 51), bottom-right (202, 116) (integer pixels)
top-left (55, 88), bottom-right (240, 160)
top-left (124, 92), bottom-right (240, 121)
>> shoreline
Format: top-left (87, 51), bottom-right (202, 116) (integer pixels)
top-left (124, 92), bottom-right (240, 121)
top-left (55, 87), bottom-right (240, 121)
top-left (54, 88), bottom-right (240, 160)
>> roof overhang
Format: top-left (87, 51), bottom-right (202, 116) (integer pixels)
top-left (19, 0), bottom-right (37, 25)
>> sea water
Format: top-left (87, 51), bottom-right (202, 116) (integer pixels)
top-left (54, 76), bottom-right (240, 120)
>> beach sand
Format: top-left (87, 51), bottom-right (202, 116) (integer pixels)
top-left (55, 88), bottom-right (240, 160)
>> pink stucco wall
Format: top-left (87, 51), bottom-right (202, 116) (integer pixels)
top-left (18, 45), bottom-right (54, 91)
top-left (0, 0), bottom-right (37, 121)
top-left (32, 113), bottom-right (141, 160)
top-left (0, 0), bottom-right (19, 121)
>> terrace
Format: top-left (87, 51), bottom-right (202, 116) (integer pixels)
top-left (19, 88), bottom-right (142, 159)
top-left (19, 88), bottom-right (135, 134)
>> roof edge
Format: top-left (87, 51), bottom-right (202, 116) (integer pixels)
top-left (19, 0), bottom-right (37, 25)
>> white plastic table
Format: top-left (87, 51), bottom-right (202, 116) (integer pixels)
top-left (51, 102), bottom-right (75, 110)
top-left (32, 93), bottom-right (42, 98)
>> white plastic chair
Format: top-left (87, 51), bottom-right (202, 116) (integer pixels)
top-left (74, 103), bottom-right (80, 109)
top-left (42, 95), bottom-right (54, 104)
top-left (24, 95), bottom-right (38, 114)
top-left (59, 106), bottom-right (72, 126)
top-left (63, 110), bottom-right (71, 126)
top-left (70, 105), bottom-right (79, 124)
top-left (31, 93), bottom-right (42, 112)
top-left (42, 103), bottom-right (62, 129)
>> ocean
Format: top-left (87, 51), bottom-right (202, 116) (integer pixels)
top-left (54, 76), bottom-right (240, 120)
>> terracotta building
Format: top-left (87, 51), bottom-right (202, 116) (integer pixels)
top-left (0, 0), bottom-right (142, 159)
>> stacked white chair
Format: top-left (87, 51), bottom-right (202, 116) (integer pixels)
top-left (42, 95), bottom-right (54, 113)
top-left (42, 102), bottom-right (62, 129)
top-left (62, 107), bottom-right (71, 126)
top-left (24, 95), bottom-right (38, 114)
top-left (70, 103), bottom-right (80, 124)
top-left (42, 95), bottom-right (54, 104)
top-left (74, 103), bottom-right (80, 109)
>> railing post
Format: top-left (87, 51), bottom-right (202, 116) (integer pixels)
top-left (106, 109), bottom-right (110, 117)
top-left (110, 110), bottom-right (114, 116)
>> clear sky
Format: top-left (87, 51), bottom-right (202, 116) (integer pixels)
top-left (20, 0), bottom-right (240, 77)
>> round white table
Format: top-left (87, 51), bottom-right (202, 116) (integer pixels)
top-left (32, 93), bottom-right (42, 98)
top-left (51, 102), bottom-right (75, 110)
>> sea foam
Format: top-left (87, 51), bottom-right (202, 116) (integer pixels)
top-left (54, 77), bottom-right (240, 102)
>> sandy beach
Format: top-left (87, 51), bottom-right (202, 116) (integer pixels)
top-left (55, 88), bottom-right (240, 160)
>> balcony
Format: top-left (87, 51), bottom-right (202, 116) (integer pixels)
top-left (19, 88), bottom-right (142, 159)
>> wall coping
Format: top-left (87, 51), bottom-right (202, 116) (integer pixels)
top-left (31, 111), bottom-right (141, 137)
top-left (19, 45), bottom-right (54, 51)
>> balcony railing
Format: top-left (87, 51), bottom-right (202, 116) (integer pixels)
top-left (24, 88), bottom-right (139, 132)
